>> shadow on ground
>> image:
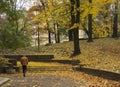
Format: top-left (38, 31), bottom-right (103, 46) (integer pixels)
top-left (75, 67), bottom-right (120, 81)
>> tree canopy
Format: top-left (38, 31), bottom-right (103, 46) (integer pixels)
top-left (0, 0), bottom-right (119, 53)
top-left (0, 0), bottom-right (31, 50)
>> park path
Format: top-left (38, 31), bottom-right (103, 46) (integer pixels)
top-left (1, 72), bottom-right (86, 87)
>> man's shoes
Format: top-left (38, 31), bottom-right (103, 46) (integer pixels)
top-left (23, 73), bottom-right (25, 77)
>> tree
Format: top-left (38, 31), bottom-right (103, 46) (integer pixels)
top-left (87, 0), bottom-right (93, 42)
top-left (112, 0), bottom-right (118, 38)
top-left (70, 0), bottom-right (81, 55)
top-left (80, 0), bottom-right (117, 39)
top-left (0, 0), bottom-right (31, 50)
top-left (68, 0), bottom-right (74, 41)
top-left (30, 0), bottom-right (70, 44)
top-left (29, 0), bottom-right (117, 55)
top-left (29, 0), bottom-right (53, 45)
top-left (40, 0), bottom-right (53, 44)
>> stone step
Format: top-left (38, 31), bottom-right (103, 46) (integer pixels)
top-left (20, 66), bottom-right (73, 71)
top-left (3, 54), bottom-right (54, 61)
top-left (0, 77), bottom-right (10, 86)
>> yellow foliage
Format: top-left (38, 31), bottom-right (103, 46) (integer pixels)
top-left (69, 23), bottom-right (80, 30)
top-left (17, 62), bottom-right (67, 67)
top-left (48, 0), bottom-right (53, 7)
top-left (28, 0), bottom-right (116, 32)
top-left (81, 0), bottom-right (116, 21)
top-left (28, 6), bottom-right (40, 12)
top-left (93, 23), bottom-right (112, 38)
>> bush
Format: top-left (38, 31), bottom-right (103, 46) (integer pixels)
top-left (0, 24), bottom-right (32, 50)
top-left (0, 57), bottom-right (9, 67)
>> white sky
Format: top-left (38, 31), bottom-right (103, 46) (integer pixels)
top-left (16, 0), bottom-right (35, 10)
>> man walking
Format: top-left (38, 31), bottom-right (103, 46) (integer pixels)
top-left (20, 55), bottom-right (28, 77)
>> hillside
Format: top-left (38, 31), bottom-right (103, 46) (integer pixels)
top-left (39, 38), bottom-right (120, 73)
top-left (5, 38), bottom-right (119, 73)
top-left (1, 38), bottom-right (120, 87)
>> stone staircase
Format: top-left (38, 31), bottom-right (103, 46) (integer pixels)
top-left (27, 66), bottom-right (73, 72)
top-left (21, 59), bottom-right (80, 72)
top-left (18, 60), bottom-right (80, 72)
top-left (2, 54), bottom-right (80, 72)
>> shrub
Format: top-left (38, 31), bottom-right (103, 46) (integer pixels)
top-left (0, 57), bottom-right (9, 67)
top-left (0, 24), bottom-right (32, 50)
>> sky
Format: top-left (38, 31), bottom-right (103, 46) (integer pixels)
top-left (16, 0), bottom-right (35, 10)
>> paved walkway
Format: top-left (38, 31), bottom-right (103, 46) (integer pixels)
top-left (0, 73), bottom-right (86, 87)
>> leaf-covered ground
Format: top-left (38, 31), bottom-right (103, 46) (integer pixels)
top-left (12, 38), bottom-right (120, 73)
top-left (1, 38), bottom-right (120, 87)
top-left (17, 62), bottom-right (71, 67)
top-left (0, 71), bottom-right (120, 87)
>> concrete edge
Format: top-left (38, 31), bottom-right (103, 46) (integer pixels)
top-left (0, 77), bottom-right (10, 86)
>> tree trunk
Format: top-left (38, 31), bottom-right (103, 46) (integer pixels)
top-left (68, 30), bottom-right (73, 41)
top-left (57, 29), bottom-right (60, 43)
top-left (54, 23), bottom-right (58, 43)
top-left (112, 13), bottom-right (118, 38)
top-left (56, 23), bottom-right (60, 43)
top-left (73, 28), bottom-right (81, 55)
top-left (68, 0), bottom-right (75, 41)
top-left (87, 0), bottom-right (93, 42)
top-left (82, 24), bottom-right (89, 37)
top-left (88, 14), bottom-right (93, 42)
top-left (38, 27), bottom-right (40, 52)
top-left (112, 1), bottom-right (118, 38)
top-left (48, 30), bottom-right (51, 44)
top-left (47, 21), bottom-right (52, 44)
top-left (73, 0), bottom-right (81, 55)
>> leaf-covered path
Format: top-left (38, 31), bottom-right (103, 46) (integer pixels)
top-left (1, 70), bottom-right (120, 87)
top-left (1, 72), bottom-right (86, 87)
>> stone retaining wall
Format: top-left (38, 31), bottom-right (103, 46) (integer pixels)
top-left (2, 54), bottom-right (54, 61)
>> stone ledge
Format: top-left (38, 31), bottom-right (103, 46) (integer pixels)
top-left (27, 66), bottom-right (72, 71)
top-left (1, 54), bottom-right (54, 61)
top-left (0, 77), bottom-right (10, 86)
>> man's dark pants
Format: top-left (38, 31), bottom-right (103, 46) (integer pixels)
top-left (22, 65), bottom-right (27, 77)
